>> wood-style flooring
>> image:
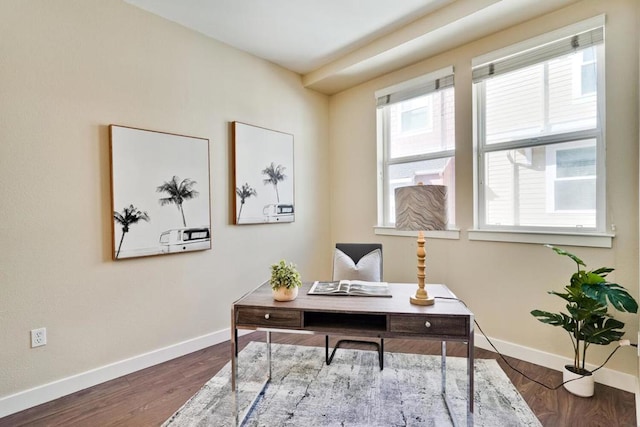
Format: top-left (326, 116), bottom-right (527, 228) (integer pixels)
top-left (1, 332), bottom-right (636, 426)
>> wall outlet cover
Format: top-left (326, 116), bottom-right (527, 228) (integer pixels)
top-left (31, 327), bottom-right (47, 348)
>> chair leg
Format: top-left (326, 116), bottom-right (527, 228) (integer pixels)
top-left (325, 338), bottom-right (383, 370)
top-left (325, 335), bottom-right (330, 364)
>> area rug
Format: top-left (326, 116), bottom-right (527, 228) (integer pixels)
top-left (163, 342), bottom-right (541, 427)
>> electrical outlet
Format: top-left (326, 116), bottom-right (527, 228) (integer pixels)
top-left (31, 327), bottom-right (46, 348)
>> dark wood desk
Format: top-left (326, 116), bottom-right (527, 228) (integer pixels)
top-left (231, 281), bottom-right (474, 426)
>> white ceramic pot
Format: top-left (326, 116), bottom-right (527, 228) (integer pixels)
top-left (563, 365), bottom-right (594, 397)
top-left (272, 286), bottom-right (299, 301)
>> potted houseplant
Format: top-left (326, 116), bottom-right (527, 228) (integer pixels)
top-left (270, 259), bottom-right (302, 301)
top-left (531, 245), bottom-right (638, 397)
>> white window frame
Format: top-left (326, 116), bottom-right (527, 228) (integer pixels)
top-left (470, 16), bottom-right (612, 247)
top-left (374, 67), bottom-right (459, 239)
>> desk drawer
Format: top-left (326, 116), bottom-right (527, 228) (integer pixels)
top-left (236, 308), bottom-right (302, 329)
top-left (389, 315), bottom-right (468, 337)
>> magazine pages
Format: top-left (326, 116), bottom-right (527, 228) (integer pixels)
top-left (308, 280), bottom-right (392, 297)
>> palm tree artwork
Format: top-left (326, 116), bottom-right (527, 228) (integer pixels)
top-left (113, 205), bottom-right (150, 259)
top-left (156, 175), bottom-right (199, 227)
top-left (235, 182), bottom-right (257, 223)
top-left (262, 162), bottom-right (286, 203)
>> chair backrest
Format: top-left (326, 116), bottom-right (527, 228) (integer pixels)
top-left (333, 243), bottom-right (383, 281)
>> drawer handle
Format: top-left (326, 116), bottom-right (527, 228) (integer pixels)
top-left (425, 321), bottom-right (431, 328)
top-left (264, 314), bottom-right (270, 320)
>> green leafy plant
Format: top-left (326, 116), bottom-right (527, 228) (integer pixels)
top-left (270, 260), bottom-right (302, 290)
top-left (531, 245), bottom-right (638, 374)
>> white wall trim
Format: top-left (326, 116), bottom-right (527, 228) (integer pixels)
top-left (475, 333), bottom-right (637, 393)
top-left (636, 377), bottom-right (640, 427)
top-left (374, 226), bottom-right (460, 240)
top-left (467, 229), bottom-right (613, 248)
top-left (0, 328), bottom-right (251, 418)
top-left (2, 329), bottom-right (635, 418)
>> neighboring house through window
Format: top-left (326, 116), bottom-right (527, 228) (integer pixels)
top-left (472, 17), bottom-right (605, 233)
top-left (576, 47), bottom-right (597, 97)
top-left (376, 67), bottom-right (455, 227)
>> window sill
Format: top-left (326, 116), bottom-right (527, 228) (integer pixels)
top-left (374, 226), bottom-right (613, 247)
top-left (374, 226), bottom-right (460, 240)
top-left (467, 229), bottom-right (613, 248)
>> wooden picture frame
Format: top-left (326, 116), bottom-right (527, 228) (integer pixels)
top-left (232, 122), bottom-right (295, 224)
top-left (109, 125), bottom-right (211, 260)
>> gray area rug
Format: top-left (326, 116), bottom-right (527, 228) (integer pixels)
top-left (163, 342), bottom-right (541, 427)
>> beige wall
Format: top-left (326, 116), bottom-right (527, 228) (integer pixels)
top-left (1, 0), bottom-right (639, 409)
top-left (330, 0), bottom-right (639, 375)
top-left (0, 0), bottom-right (330, 398)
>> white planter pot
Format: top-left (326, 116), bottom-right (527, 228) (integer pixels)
top-left (563, 365), bottom-right (594, 397)
top-left (272, 286), bottom-right (298, 301)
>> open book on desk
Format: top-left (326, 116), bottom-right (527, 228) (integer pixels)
top-left (308, 280), bottom-right (392, 297)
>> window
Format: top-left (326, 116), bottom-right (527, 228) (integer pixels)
top-left (546, 142), bottom-right (596, 213)
top-left (473, 19), bottom-right (604, 233)
top-left (576, 47), bottom-right (597, 96)
top-left (399, 97), bottom-right (433, 133)
top-left (376, 67), bottom-right (455, 227)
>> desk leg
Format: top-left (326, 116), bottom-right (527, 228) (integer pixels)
top-left (467, 333), bottom-right (475, 426)
top-left (266, 331), bottom-right (272, 380)
top-left (230, 307), bottom-right (239, 426)
top-left (325, 335), bottom-right (329, 364)
top-left (442, 339), bottom-right (474, 427)
top-left (441, 341), bottom-right (456, 424)
top-left (441, 341), bottom-right (447, 395)
top-left (231, 307), bottom-right (238, 391)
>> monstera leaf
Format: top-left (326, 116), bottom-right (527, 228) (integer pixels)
top-left (581, 316), bottom-right (625, 345)
top-left (530, 310), bottom-right (574, 333)
top-left (531, 245), bottom-right (638, 372)
top-left (582, 282), bottom-right (638, 313)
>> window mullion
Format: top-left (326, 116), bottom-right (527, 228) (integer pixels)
top-left (381, 108), bottom-right (392, 225)
top-left (386, 150), bottom-right (455, 166)
top-left (475, 81), bottom-right (487, 228)
top-left (595, 42), bottom-right (606, 232)
top-left (481, 129), bottom-right (600, 153)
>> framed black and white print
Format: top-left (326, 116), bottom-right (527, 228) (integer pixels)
top-left (109, 125), bottom-right (211, 260)
top-left (232, 122), bottom-right (294, 225)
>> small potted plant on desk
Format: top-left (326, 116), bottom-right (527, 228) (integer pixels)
top-left (531, 245), bottom-right (638, 397)
top-left (270, 259), bottom-right (302, 301)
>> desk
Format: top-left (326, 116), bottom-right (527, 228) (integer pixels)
top-left (231, 281), bottom-right (474, 426)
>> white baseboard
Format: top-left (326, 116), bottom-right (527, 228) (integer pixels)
top-left (0, 328), bottom-right (252, 418)
top-left (1, 329), bottom-right (636, 418)
top-left (475, 333), bottom-right (637, 393)
top-left (636, 378), bottom-right (640, 427)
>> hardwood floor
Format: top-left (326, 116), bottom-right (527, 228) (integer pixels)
top-left (1, 332), bottom-right (635, 426)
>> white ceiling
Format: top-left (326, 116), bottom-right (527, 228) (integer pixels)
top-left (124, 0), bottom-right (453, 74)
top-left (123, 0), bottom-right (580, 94)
